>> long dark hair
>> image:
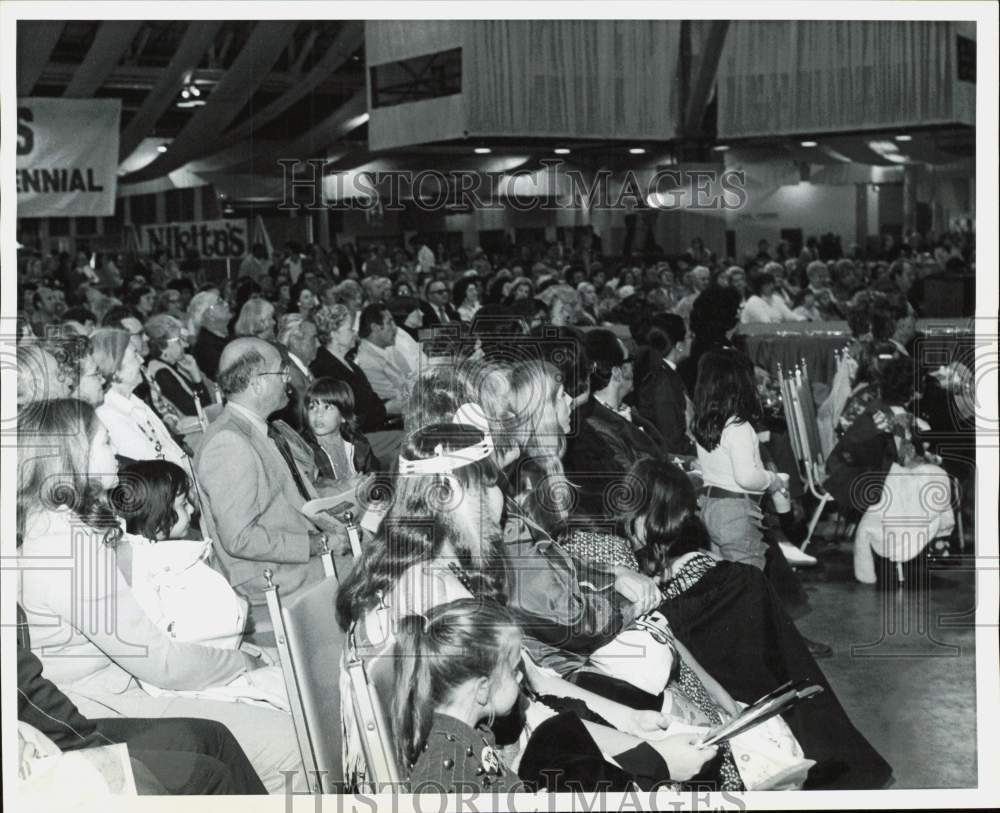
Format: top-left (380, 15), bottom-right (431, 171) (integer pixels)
top-left (17, 399), bottom-right (121, 547)
top-left (618, 457), bottom-right (710, 575)
top-left (335, 423), bottom-right (506, 631)
top-left (111, 460), bottom-right (190, 540)
top-left (692, 349), bottom-right (762, 451)
top-left (391, 599), bottom-right (520, 769)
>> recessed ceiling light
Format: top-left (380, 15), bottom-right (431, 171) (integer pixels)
top-left (474, 147), bottom-right (491, 155)
top-left (554, 148), bottom-right (571, 155)
top-left (800, 141), bottom-right (818, 147)
top-left (629, 147), bottom-right (646, 155)
top-left (713, 145), bottom-right (730, 152)
top-left (895, 134), bottom-right (912, 142)
top-left (157, 144), bottom-right (168, 153)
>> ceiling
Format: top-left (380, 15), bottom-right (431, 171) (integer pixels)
top-left (18, 20), bottom-right (975, 203)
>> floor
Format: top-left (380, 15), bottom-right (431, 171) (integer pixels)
top-left (791, 537), bottom-right (978, 789)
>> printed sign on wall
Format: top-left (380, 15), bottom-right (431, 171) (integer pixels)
top-left (17, 98), bottom-right (121, 217)
top-left (139, 219), bottom-right (249, 258)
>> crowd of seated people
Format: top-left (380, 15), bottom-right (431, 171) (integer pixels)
top-left (15, 224), bottom-right (976, 797)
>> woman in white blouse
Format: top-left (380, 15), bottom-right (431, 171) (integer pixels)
top-left (90, 327), bottom-right (191, 468)
top-left (740, 272), bottom-right (805, 325)
top-left (16, 398), bottom-right (302, 793)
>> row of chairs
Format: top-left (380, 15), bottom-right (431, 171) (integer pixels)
top-left (264, 515), bottom-right (401, 793)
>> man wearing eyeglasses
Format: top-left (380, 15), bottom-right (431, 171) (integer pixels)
top-left (196, 338), bottom-right (345, 623)
top-left (419, 279), bottom-right (459, 327)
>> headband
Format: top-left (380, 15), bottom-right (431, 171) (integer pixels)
top-left (396, 403), bottom-right (494, 476)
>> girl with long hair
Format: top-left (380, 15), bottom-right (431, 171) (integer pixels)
top-left (392, 599), bottom-right (717, 792)
top-left (692, 349), bottom-right (787, 571)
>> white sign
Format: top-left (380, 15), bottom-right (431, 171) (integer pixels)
top-left (139, 219), bottom-right (249, 259)
top-left (17, 98), bottom-right (120, 217)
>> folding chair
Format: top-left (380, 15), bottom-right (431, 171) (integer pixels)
top-left (778, 361), bottom-right (834, 552)
top-left (344, 648), bottom-right (403, 790)
top-left (264, 555), bottom-right (345, 793)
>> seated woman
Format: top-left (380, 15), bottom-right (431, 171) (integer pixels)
top-left (824, 356), bottom-right (954, 586)
top-left (301, 377), bottom-right (378, 481)
top-left (144, 314), bottom-right (213, 418)
top-left (91, 327), bottom-right (191, 467)
top-left (16, 399), bottom-right (302, 793)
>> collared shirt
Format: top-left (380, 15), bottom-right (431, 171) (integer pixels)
top-left (355, 339), bottom-right (411, 406)
top-left (97, 388), bottom-right (188, 467)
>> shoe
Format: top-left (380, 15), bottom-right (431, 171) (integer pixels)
top-left (779, 541), bottom-right (818, 567)
top-left (804, 638), bottom-right (833, 658)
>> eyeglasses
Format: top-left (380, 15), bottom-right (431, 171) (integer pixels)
top-left (259, 365), bottom-right (291, 382)
top-left (428, 287), bottom-right (448, 295)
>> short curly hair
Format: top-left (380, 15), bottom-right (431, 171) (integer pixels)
top-left (313, 304), bottom-right (353, 345)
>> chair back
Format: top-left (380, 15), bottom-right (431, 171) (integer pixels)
top-left (778, 362), bottom-right (825, 484)
top-left (345, 650), bottom-right (403, 788)
top-left (265, 568), bottom-right (345, 793)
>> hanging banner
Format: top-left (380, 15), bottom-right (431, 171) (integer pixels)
top-left (138, 218), bottom-right (249, 259)
top-left (17, 98), bottom-right (121, 217)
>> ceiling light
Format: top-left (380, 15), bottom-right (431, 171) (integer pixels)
top-left (554, 148), bottom-right (571, 155)
top-left (190, 86), bottom-right (201, 97)
top-left (474, 147), bottom-right (491, 155)
top-left (895, 134), bottom-right (912, 142)
top-left (157, 144), bottom-right (168, 153)
top-left (628, 147), bottom-right (646, 155)
top-left (800, 140), bottom-right (818, 147)
top-left (712, 144), bottom-right (730, 152)
top-left (181, 88), bottom-right (190, 99)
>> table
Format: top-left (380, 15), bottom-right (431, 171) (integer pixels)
top-left (738, 319), bottom-right (975, 387)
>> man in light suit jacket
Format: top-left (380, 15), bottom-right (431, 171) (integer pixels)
top-left (196, 338), bottom-right (343, 623)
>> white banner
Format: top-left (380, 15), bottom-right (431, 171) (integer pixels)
top-left (138, 219), bottom-right (249, 259)
top-left (17, 98), bottom-right (120, 217)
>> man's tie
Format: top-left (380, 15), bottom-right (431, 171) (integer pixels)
top-left (267, 423), bottom-right (313, 501)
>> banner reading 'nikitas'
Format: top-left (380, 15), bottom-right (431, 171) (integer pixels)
top-left (17, 98), bottom-right (121, 217)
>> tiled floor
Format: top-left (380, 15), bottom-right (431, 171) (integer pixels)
top-left (792, 541), bottom-right (978, 789)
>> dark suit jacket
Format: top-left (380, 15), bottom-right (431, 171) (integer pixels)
top-left (636, 357), bottom-right (693, 455)
top-left (195, 405), bottom-right (325, 610)
top-left (309, 346), bottom-right (387, 433)
top-left (563, 396), bottom-right (666, 517)
top-left (419, 299), bottom-right (460, 327)
top-left (823, 400), bottom-right (899, 519)
top-left (17, 608), bottom-right (101, 750)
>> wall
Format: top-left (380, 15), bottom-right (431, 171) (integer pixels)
top-left (725, 181), bottom-right (857, 259)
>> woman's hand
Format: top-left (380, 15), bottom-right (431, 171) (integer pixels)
top-left (613, 568), bottom-right (661, 616)
top-left (648, 735), bottom-right (718, 782)
top-left (520, 653), bottom-right (557, 697)
top-left (625, 709), bottom-right (673, 740)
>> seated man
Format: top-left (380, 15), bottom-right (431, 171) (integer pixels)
top-left (196, 338), bottom-right (344, 625)
top-left (635, 313), bottom-right (696, 456)
top-left (354, 303), bottom-right (413, 418)
top-left (564, 329), bottom-right (666, 518)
